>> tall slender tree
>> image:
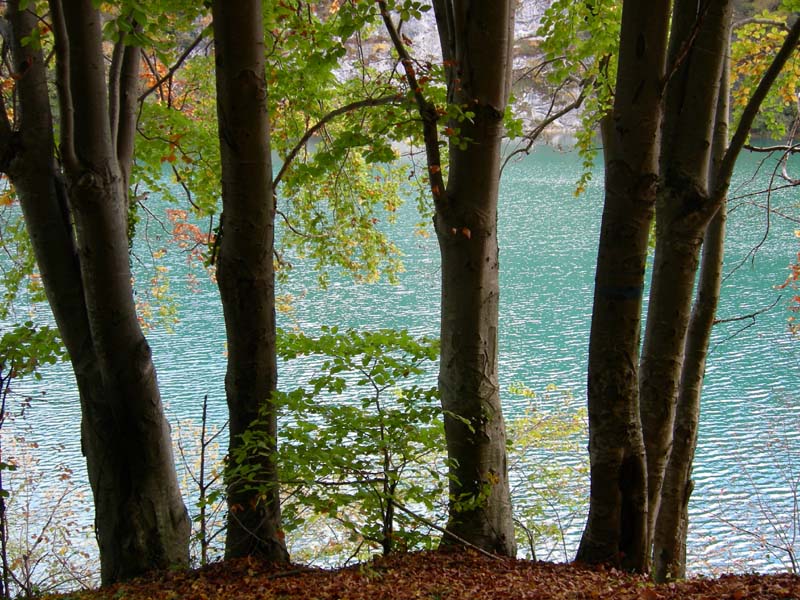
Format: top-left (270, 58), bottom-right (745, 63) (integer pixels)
top-left (379, 0), bottom-right (516, 554)
top-left (644, 8), bottom-right (800, 580)
top-left (652, 53), bottom-right (730, 580)
top-left (211, 0), bottom-right (289, 562)
top-left (0, 0), bottom-right (190, 584)
top-left (577, 0), bottom-right (671, 572)
top-left (639, 0), bottom-right (733, 555)
top-left (579, 0), bottom-right (800, 575)
top-left (430, 0), bottom-right (516, 555)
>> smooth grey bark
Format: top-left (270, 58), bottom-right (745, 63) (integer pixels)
top-left (380, 0), bottom-right (516, 554)
top-left (211, 0), bottom-right (289, 562)
top-left (0, 9), bottom-right (108, 539)
top-left (115, 34), bottom-right (141, 193)
top-left (652, 188), bottom-right (727, 581)
top-left (56, 0), bottom-right (190, 582)
top-left (651, 22), bottom-right (732, 581)
top-left (0, 1), bottom-right (190, 583)
top-left (639, 0), bottom-right (733, 554)
top-left (430, 0), bottom-right (517, 555)
top-left (580, 3), bottom-right (800, 574)
top-left (650, 13), bottom-right (800, 582)
top-left (577, 0), bottom-right (670, 572)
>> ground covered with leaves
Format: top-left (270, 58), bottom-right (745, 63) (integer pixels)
top-left (50, 549), bottom-right (800, 600)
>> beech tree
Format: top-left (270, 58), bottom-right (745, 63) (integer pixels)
top-left (379, 0), bottom-right (516, 555)
top-left (576, 0), bottom-right (670, 571)
top-left (638, 0), bottom-right (735, 565)
top-left (211, 0), bottom-right (289, 562)
top-left (429, 0), bottom-right (517, 555)
top-left (652, 55), bottom-right (730, 581)
top-left (645, 6), bottom-right (800, 580)
top-left (0, 0), bottom-right (190, 584)
top-left (577, 0), bottom-right (800, 576)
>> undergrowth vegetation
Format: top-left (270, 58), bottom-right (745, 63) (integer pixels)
top-left (2, 326), bottom-right (799, 598)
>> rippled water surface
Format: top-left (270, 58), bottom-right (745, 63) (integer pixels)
top-left (6, 145), bottom-right (800, 574)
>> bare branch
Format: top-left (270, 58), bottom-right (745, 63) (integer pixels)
top-left (710, 295), bottom-right (783, 354)
top-left (714, 294), bottom-right (782, 325)
top-left (733, 17), bottom-right (788, 31)
top-left (275, 208), bottom-right (326, 240)
top-left (108, 38), bottom-right (125, 148)
top-left (116, 26), bottom-right (142, 190)
top-left (724, 155), bottom-right (787, 282)
top-left (391, 497), bottom-right (505, 561)
top-left (501, 84), bottom-right (586, 175)
top-left (744, 143), bottom-right (800, 153)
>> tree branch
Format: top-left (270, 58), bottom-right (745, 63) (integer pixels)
top-left (275, 208), bottom-right (326, 240)
top-left (377, 0), bottom-right (447, 209)
top-left (116, 24), bottom-right (142, 190)
top-left (391, 497), bottom-right (504, 561)
top-left (48, 0), bottom-right (76, 171)
top-left (501, 83), bottom-right (586, 176)
top-left (273, 95), bottom-right (403, 189)
top-left (710, 295), bottom-right (783, 354)
top-left (138, 30), bottom-right (207, 103)
top-left (744, 143), bottom-right (800, 153)
top-left (715, 15), bottom-right (800, 203)
top-left (714, 294), bottom-right (782, 325)
top-left (733, 17), bottom-right (788, 31)
top-left (108, 37), bottom-right (125, 149)
top-left (0, 87), bottom-right (13, 168)
top-left (431, 0), bottom-right (454, 91)
top-left (662, 1), bottom-right (713, 94)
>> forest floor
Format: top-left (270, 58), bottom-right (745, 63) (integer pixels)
top-left (46, 548), bottom-right (800, 600)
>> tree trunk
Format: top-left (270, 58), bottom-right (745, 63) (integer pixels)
top-left (211, 0), bottom-right (289, 562)
top-left (430, 0), bottom-right (516, 556)
top-left (639, 0), bottom-right (732, 553)
top-left (580, 0), bottom-right (799, 574)
top-left (48, 0), bottom-right (190, 583)
top-left (652, 31), bottom-right (731, 583)
top-left (577, 0), bottom-right (670, 572)
top-left (0, 13), bottom-right (112, 564)
top-left (652, 203), bottom-right (726, 580)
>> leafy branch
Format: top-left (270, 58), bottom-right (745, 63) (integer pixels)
top-left (274, 94), bottom-right (404, 189)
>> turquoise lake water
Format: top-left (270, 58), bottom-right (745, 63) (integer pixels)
top-left (5, 144), bottom-right (800, 575)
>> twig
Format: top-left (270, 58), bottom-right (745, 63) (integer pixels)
top-left (722, 157), bottom-right (784, 284)
top-left (501, 84), bottom-right (586, 176)
top-left (377, 0), bottom-right (446, 210)
top-left (138, 31), bottom-right (207, 103)
top-left (744, 143), bottom-right (800, 153)
top-left (715, 16), bottom-right (800, 203)
top-left (710, 295), bottom-right (782, 353)
top-left (714, 294), bottom-right (782, 325)
top-left (390, 498), bottom-right (504, 561)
